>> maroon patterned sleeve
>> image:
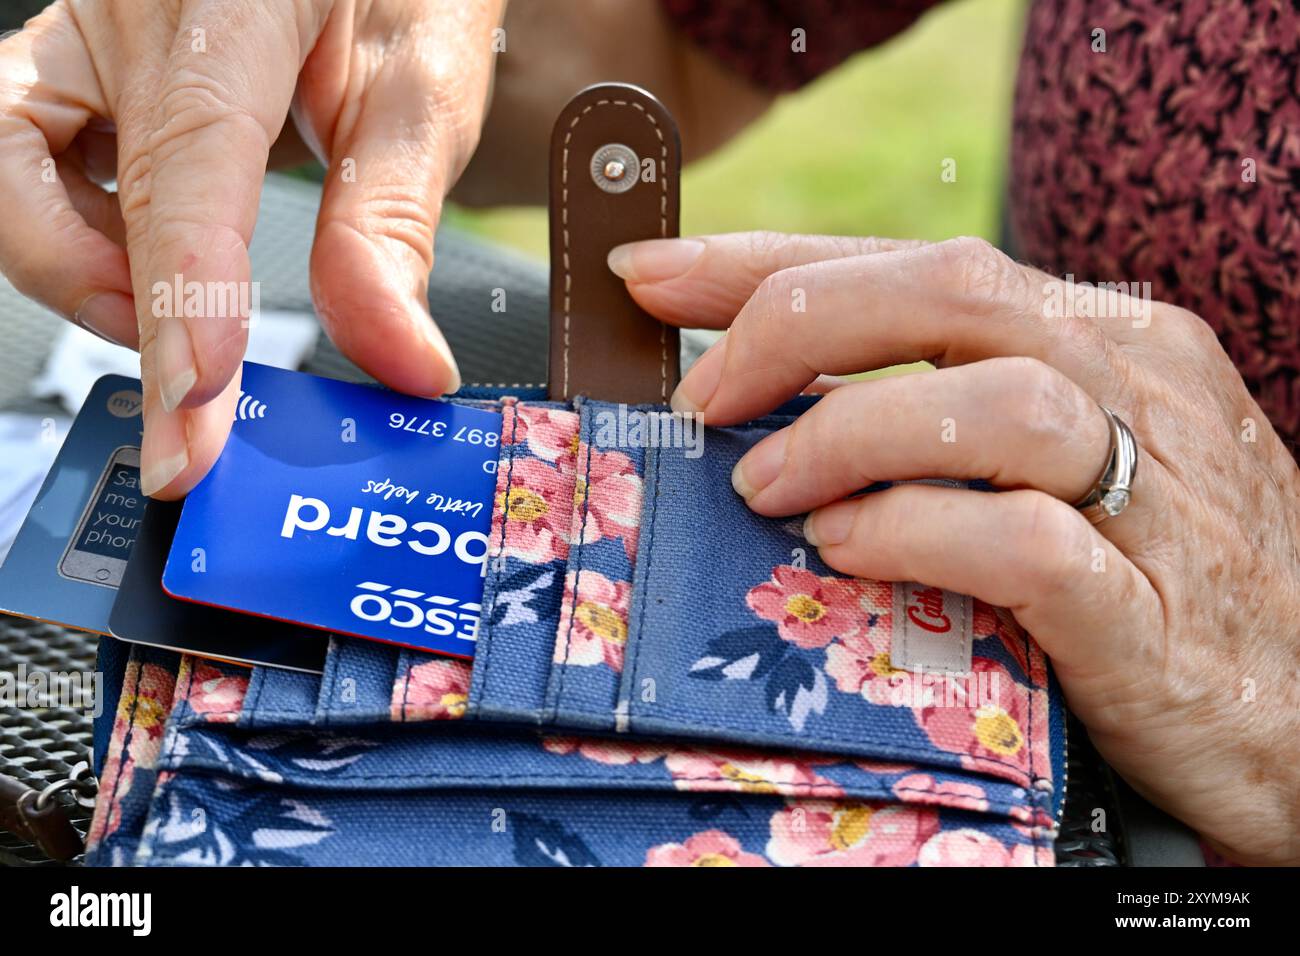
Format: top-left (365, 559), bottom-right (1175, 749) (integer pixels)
top-left (661, 0), bottom-right (942, 91)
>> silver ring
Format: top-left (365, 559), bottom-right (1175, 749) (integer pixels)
top-left (1073, 406), bottom-right (1138, 524)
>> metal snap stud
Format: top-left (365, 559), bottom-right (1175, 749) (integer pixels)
top-left (591, 143), bottom-right (639, 194)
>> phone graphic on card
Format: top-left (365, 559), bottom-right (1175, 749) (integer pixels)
top-left (58, 445), bottom-right (144, 588)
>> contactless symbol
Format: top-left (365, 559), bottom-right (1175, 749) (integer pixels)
top-left (235, 391), bottom-right (268, 422)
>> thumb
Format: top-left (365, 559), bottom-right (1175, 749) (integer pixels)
top-left (305, 23), bottom-right (498, 397)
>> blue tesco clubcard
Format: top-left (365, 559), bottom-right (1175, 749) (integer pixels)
top-left (163, 363), bottom-right (502, 659)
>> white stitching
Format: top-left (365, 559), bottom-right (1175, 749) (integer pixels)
top-left (563, 98), bottom-right (670, 400)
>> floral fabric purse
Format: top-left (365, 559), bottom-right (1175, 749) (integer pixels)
top-left (86, 86), bottom-right (1065, 867)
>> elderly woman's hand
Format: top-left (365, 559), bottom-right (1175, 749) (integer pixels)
top-left (610, 232), bottom-right (1300, 865)
top-left (0, 0), bottom-right (503, 497)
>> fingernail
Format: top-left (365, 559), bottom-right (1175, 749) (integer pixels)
top-left (608, 238), bottom-right (704, 282)
top-left (804, 501), bottom-right (858, 548)
top-left (732, 429), bottom-right (787, 500)
top-left (424, 321), bottom-right (461, 395)
top-left (74, 292), bottom-right (135, 348)
top-left (140, 407), bottom-right (189, 497)
top-left (156, 316), bottom-right (197, 413)
top-left (803, 374), bottom-right (851, 396)
top-left (670, 335), bottom-right (725, 414)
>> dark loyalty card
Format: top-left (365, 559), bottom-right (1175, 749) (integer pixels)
top-left (111, 499), bottom-right (327, 673)
top-left (162, 362), bottom-right (502, 659)
top-left (0, 375), bottom-right (145, 634)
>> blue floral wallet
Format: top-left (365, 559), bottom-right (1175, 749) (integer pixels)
top-left (87, 85), bottom-right (1065, 867)
top-left (88, 392), bottom-right (1065, 867)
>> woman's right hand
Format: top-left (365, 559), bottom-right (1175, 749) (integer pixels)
top-left (0, 0), bottom-right (504, 497)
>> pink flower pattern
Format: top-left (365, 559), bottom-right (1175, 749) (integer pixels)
top-left (391, 658), bottom-right (472, 721)
top-left (86, 659), bottom-right (177, 846)
top-left (493, 456), bottom-right (576, 565)
top-left (913, 658), bottom-right (1030, 778)
top-left (918, 828), bottom-right (1042, 868)
top-left (766, 800), bottom-right (941, 867)
top-left (542, 737), bottom-right (843, 797)
top-left (746, 565), bottom-right (871, 649)
top-left (554, 570), bottom-right (632, 671)
top-left (824, 630), bottom-right (903, 706)
top-left (571, 444), bottom-right (642, 562)
top-left (822, 578), bottom-right (898, 706)
top-left (503, 405), bottom-right (581, 465)
top-left (491, 403), bottom-right (585, 567)
top-left (892, 773), bottom-right (990, 814)
top-left (663, 750), bottom-right (844, 797)
top-left (128, 663), bottom-right (177, 753)
top-left (542, 737), bottom-right (669, 765)
top-left (185, 662), bottom-right (249, 724)
top-left (645, 830), bottom-right (771, 867)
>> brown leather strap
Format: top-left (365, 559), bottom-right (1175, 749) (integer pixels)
top-left (548, 84), bottom-right (681, 404)
top-left (0, 774), bottom-right (84, 861)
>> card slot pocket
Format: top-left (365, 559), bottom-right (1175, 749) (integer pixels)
top-left (236, 615), bottom-right (476, 729)
top-left (468, 399), bottom-right (581, 722)
top-left (163, 643), bottom-right (1052, 832)
top-left (231, 639), bottom-right (401, 730)
top-left (609, 423), bottom-right (1063, 815)
top-left (236, 664), bottom-right (320, 729)
top-left (226, 396), bottom-right (640, 733)
top-left (389, 649), bottom-right (473, 722)
top-left (199, 395), bottom-right (1062, 830)
top-left (131, 766), bottom-right (1051, 867)
top-left (159, 721), bottom-right (1043, 827)
top-left (537, 400), bottom-right (650, 731)
top-left (314, 636), bottom-right (404, 725)
top-left (214, 397), bottom-right (575, 732)
top-left (132, 653), bottom-right (1056, 866)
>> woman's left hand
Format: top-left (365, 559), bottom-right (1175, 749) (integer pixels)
top-left (609, 232), bottom-right (1300, 865)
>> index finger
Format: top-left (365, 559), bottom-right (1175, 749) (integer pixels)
top-left (609, 231), bottom-right (924, 329)
top-left (135, 3), bottom-right (326, 411)
top-left (670, 237), bottom-right (1121, 425)
top-left (125, 3), bottom-right (327, 495)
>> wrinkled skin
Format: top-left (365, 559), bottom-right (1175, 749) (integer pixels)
top-left (0, 0), bottom-right (503, 496)
top-left (612, 231), bottom-right (1300, 865)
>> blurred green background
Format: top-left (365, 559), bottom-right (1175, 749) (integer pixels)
top-left (446, 0), bottom-right (1026, 259)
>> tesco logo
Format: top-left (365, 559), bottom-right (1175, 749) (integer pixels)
top-left (350, 582), bottom-right (480, 642)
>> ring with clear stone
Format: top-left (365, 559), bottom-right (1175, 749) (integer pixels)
top-left (1073, 406), bottom-right (1138, 524)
